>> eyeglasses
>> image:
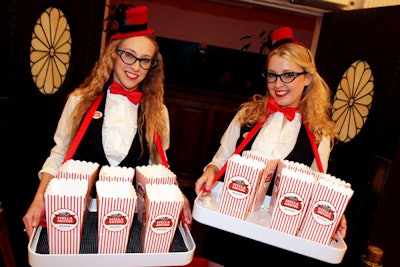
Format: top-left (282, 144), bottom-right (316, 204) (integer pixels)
top-left (116, 49), bottom-right (158, 70)
top-left (263, 71), bottom-right (307, 83)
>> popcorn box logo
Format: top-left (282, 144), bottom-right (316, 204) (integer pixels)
top-left (103, 211), bottom-right (129, 231)
top-left (279, 193), bottom-right (303, 216)
top-left (51, 209), bottom-right (78, 231)
top-left (312, 201), bottom-right (336, 225)
top-left (227, 177), bottom-right (250, 199)
top-left (150, 214), bottom-right (174, 234)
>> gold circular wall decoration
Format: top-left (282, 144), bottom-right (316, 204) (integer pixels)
top-left (332, 60), bottom-right (374, 143)
top-left (30, 7), bottom-right (71, 95)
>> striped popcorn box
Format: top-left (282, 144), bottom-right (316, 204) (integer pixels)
top-left (219, 154), bottom-right (266, 220)
top-left (45, 178), bottom-right (88, 254)
top-left (269, 168), bottom-right (317, 236)
top-left (141, 184), bottom-right (184, 253)
top-left (300, 174), bottom-right (353, 245)
top-left (135, 164), bottom-right (177, 223)
top-left (268, 160), bottom-right (311, 212)
top-left (242, 151), bottom-right (279, 212)
top-left (99, 165), bottom-right (135, 183)
top-left (96, 181), bottom-right (137, 254)
top-left (57, 159), bottom-right (99, 189)
top-left (57, 159), bottom-right (100, 209)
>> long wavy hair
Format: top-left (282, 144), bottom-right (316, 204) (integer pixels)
top-left (237, 43), bottom-right (338, 147)
top-left (67, 35), bottom-right (167, 164)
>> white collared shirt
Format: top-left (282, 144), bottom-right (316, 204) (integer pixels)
top-left (208, 111), bottom-right (330, 172)
top-left (39, 90), bottom-right (170, 178)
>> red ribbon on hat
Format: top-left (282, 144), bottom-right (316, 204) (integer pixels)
top-left (266, 97), bottom-right (298, 121)
top-left (110, 81), bottom-right (142, 104)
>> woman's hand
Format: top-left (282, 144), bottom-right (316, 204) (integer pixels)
top-left (333, 214), bottom-right (347, 240)
top-left (181, 194), bottom-right (192, 228)
top-left (22, 199), bottom-right (45, 238)
top-left (194, 165), bottom-right (219, 196)
top-left (22, 172), bottom-right (53, 238)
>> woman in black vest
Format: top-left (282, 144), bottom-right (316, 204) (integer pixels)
top-left (23, 4), bottom-right (192, 238)
top-left (194, 27), bottom-right (347, 267)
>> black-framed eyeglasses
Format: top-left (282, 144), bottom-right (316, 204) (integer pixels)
top-left (262, 71), bottom-right (307, 84)
top-left (116, 49), bottom-right (158, 70)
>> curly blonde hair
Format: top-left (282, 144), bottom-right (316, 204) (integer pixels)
top-left (237, 43), bottom-right (338, 147)
top-left (67, 35), bottom-right (167, 164)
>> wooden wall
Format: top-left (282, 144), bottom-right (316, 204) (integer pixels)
top-left (165, 85), bottom-right (249, 187)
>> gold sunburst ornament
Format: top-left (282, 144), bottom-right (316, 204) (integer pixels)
top-left (30, 7), bottom-right (72, 95)
top-left (332, 60), bottom-right (374, 143)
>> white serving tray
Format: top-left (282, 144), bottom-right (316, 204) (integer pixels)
top-left (28, 199), bottom-right (195, 267)
top-left (192, 181), bottom-right (347, 264)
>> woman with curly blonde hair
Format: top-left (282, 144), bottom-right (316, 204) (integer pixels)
top-left (195, 27), bottom-right (346, 267)
top-left (237, 42), bottom-right (338, 155)
top-left (67, 35), bottom-right (168, 165)
top-left (23, 4), bottom-right (192, 238)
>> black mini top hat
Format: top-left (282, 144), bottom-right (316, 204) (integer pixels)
top-left (109, 5), bottom-right (154, 40)
top-left (266, 26), bottom-right (304, 51)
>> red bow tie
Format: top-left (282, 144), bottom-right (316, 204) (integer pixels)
top-left (109, 81), bottom-right (143, 104)
top-left (266, 97), bottom-right (298, 121)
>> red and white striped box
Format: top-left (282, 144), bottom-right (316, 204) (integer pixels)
top-left (268, 160), bottom-right (313, 214)
top-left (96, 181), bottom-right (137, 254)
top-left (242, 150), bottom-right (279, 212)
top-left (268, 167), bottom-right (317, 236)
top-left (99, 165), bottom-right (135, 183)
top-left (57, 159), bottom-right (99, 192)
top-left (300, 174), bottom-right (353, 245)
top-left (57, 159), bottom-right (100, 210)
top-left (135, 164), bottom-right (177, 223)
top-left (45, 178), bottom-right (88, 254)
top-left (141, 184), bottom-right (184, 253)
top-left (218, 154), bottom-right (266, 220)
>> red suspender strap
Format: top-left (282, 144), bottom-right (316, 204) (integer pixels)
top-left (209, 116), bottom-right (325, 187)
top-left (303, 122), bottom-right (324, 173)
top-left (155, 132), bottom-right (191, 227)
top-left (210, 119), bottom-right (266, 186)
top-left (155, 131), bottom-right (169, 168)
top-left (63, 92), bottom-right (105, 163)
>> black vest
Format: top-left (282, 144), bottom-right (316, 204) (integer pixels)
top-left (237, 123), bottom-right (314, 165)
top-left (73, 94), bottom-right (150, 168)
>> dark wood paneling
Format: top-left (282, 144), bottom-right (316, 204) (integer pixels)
top-left (165, 85), bottom-right (249, 187)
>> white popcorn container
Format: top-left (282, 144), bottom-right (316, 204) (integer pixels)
top-left (96, 181), bottom-right (137, 254)
top-left (57, 159), bottom-right (99, 190)
top-left (269, 160), bottom-right (311, 212)
top-left (141, 184), bottom-right (184, 253)
top-left (45, 178), bottom-right (88, 254)
top-left (135, 165), bottom-right (177, 223)
top-left (300, 175), bottom-right (353, 245)
top-left (57, 159), bottom-right (100, 210)
top-left (218, 154), bottom-right (266, 220)
top-left (242, 151), bottom-right (278, 212)
top-left (99, 165), bottom-right (135, 183)
top-left (269, 168), bottom-right (316, 236)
